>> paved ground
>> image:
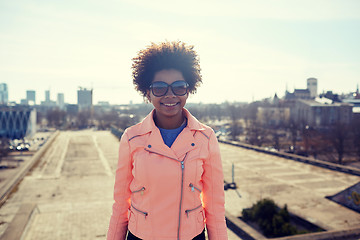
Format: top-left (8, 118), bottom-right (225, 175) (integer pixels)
top-left (221, 143), bottom-right (360, 231)
top-left (0, 132), bottom-right (52, 202)
top-left (1, 130), bottom-right (360, 239)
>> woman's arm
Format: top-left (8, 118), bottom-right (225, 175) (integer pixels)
top-left (107, 131), bottom-right (133, 240)
top-left (202, 130), bottom-right (228, 240)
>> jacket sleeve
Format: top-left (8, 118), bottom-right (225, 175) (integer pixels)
top-left (107, 131), bottom-right (133, 240)
top-left (202, 131), bottom-right (228, 240)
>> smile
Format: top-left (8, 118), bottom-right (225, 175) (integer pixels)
top-left (162, 103), bottom-right (178, 107)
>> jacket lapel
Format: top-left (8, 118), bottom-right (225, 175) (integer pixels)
top-left (144, 127), bottom-right (179, 161)
top-left (171, 127), bottom-right (196, 159)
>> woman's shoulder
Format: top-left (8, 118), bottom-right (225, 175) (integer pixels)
top-left (123, 115), bottom-right (155, 142)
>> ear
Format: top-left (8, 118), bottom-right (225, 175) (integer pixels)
top-left (146, 90), bottom-right (151, 103)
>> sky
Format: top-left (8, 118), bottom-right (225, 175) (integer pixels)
top-left (1, 0), bottom-right (360, 105)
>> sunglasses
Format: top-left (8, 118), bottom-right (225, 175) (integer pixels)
top-left (149, 81), bottom-right (189, 97)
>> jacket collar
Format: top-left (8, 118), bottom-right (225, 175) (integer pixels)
top-left (138, 108), bottom-right (205, 136)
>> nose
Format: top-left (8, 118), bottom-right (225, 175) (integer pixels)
top-left (165, 86), bottom-right (176, 97)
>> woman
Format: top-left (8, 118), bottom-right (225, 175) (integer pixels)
top-left (107, 41), bottom-right (228, 240)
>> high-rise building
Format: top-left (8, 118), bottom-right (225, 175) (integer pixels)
top-left (0, 83), bottom-right (8, 105)
top-left (57, 93), bottom-right (65, 110)
top-left (77, 87), bottom-right (93, 111)
top-left (41, 90), bottom-right (56, 107)
top-left (26, 90), bottom-right (36, 105)
top-left (307, 78), bottom-right (318, 99)
top-left (45, 90), bottom-right (50, 103)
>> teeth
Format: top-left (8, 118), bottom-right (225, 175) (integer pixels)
top-left (164, 103), bottom-right (177, 106)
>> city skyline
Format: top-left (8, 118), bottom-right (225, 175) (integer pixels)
top-left (1, 0), bottom-right (360, 105)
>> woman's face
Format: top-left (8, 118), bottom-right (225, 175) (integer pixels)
top-left (147, 69), bottom-right (188, 126)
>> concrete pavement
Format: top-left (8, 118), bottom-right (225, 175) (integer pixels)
top-left (221, 142), bottom-right (360, 238)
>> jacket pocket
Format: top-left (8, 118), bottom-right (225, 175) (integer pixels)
top-left (185, 204), bottom-right (202, 218)
top-left (131, 203), bottom-right (148, 219)
top-left (131, 186), bottom-right (146, 195)
top-left (189, 183), bottom-right (201, 193)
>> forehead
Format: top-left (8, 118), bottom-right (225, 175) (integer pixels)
top-left (153, 69), bottom-right (184, 83)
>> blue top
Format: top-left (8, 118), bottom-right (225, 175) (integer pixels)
top-left (158, 120), bottom-right (187, 148)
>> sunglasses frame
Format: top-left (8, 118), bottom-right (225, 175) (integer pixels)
top-left (149, 81), bottom-right (189, 97)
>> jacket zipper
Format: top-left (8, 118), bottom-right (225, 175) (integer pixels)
top-left (189, 183), bottom-right (201, 192)
top-left (177, 160), bottom-right (185, 240)
top-left (177, 152), bottom-right (189, 240)
top-left (132, 187), bottom-right (145, 195)
top-left (185, 204), bottom-right (202, 217)
top-left (131, 203), bottom-right (148, 219)
top-left (145, 147), bottom-right (188, 240)
top-left (144, 149), bottom-right (180, 162)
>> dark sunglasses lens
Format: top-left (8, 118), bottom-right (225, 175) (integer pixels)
top-left (152, 82), bottom-right (168, 96)
top-left (172, 81), bottom-right (188, 95)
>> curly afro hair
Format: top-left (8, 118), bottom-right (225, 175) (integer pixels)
top-left (132, 41), bottom-right (202, 99)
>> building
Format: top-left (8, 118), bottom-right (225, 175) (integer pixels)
top-left (285, 78), bottom-right (317, 100)
top-left (26, 90), bottom-right (36, 105)
top-left (257, 107), bottom-right (290, 126)
top-left (0, 83), bottom-right (9, 105)
top-left (0, 105), bottom-right (36, 139)
top-left (45, 90), bottom-right (50, 103)
top-left (41, 90), bottom-right (56, 107)
top-left (285, 89), bottom-right (311, 100)
top-left (20, 99), bottom-right (28, 105)
top-left (77, 88), bottom-right (93, 111)
top-left (307, 78), bottom-right (318, 99)
top-left (342, 85), bottom-right (360, 118)
top-left (292, 99), bottom-right (353, 127)
top-left (57, 93), bottom-right (65, 110)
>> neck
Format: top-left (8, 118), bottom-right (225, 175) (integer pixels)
top-left (154, 111), bottom-right (185, 129)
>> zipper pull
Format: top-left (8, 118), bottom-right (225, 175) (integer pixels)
top-left (141, 187), bottom-right (145, 195)
top-left (181, 161), bottom-right (184, 169)
top-left (191, 186), bottom-right (194, 192)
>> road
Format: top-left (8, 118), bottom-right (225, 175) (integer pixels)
top-left (0, 131), bottom-right (118, 240)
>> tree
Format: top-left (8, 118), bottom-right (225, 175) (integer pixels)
top-left (76, 110), bottom-right (91, 129)
top-left (242, 198), bottom-right (298, 238)
top-left (286, 119), bottom-right (298, 153)
top-left (350, 118), bottom-right (360, 161)
top-left (326, 122), bottom-right (350, 164)
top-left (46, 109), bottom-right (67, 128)
top-left (95, 109), bottom-right (120, 130)
top-left (247, 120), bottom-right (267, 147)
top-left (0, 137), bottom-right (9, 165)
top-left (226, 103), bottom-right (243, 141)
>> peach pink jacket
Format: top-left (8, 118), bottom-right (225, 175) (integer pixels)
top-left (107, 109), bottom-right (228, 240)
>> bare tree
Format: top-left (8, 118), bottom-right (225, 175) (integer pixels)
top-left (95, 109), bottom-right (120, 130)
top-left (350, 118), bottom-right (360, 161)
top-left (247, 120), bottom-right (268, 147)
top-left (226, 103), bottom-right (243, 141)
top-left (323, 123), bottom-right (350, 164)
top-left (46, 109), bottom-right (67, 128)
top-left (286, 119), bottom-right (298, 153)
top-left (0, 137), bottom-right (9, 165)
top-left (77, 110), bottom-right (91, 129)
